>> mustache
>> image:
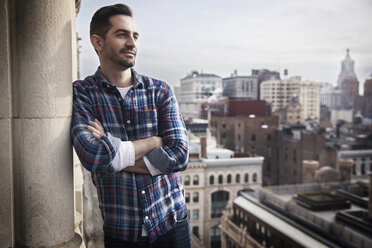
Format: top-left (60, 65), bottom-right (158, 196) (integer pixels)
top-left (119, 48), bottom-right (136, 54)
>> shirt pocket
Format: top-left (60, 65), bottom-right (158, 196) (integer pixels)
top-left (135, 107), bottom-right (159, 138)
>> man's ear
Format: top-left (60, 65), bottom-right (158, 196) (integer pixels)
top-left (91, 34), bottom-right (104, 53)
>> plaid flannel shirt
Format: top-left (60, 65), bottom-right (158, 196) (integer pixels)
top-left (71, 68), bottom-right (189, 243)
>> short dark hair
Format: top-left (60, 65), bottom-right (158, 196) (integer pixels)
top-left (90, 4), bottom-right (133, 38)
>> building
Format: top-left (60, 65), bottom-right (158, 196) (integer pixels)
top-left (210, 115), bottom-right (279, 155)
top-left (285, 97), bottom-right (302, 125)
top-left (221, 179), bottom-right (372, 248)
top-left (182, 157), bottom-right (263, 248)
top-left (362, 76), bottom-right (372, 118)
top-left (183, 134), bottom-right (263, 248)
top-left (260, 76), bottom-right (301, 112)
top-left (338, 149), bottom-right (372, 178)
top-left (330, 109), bottom-right (353, 127)
top-left (222, 70), bottom-right (258, 100)
top-left (336, 49), bottom-right (360, 109)
top-left (253, 69), bottom-right (281, 100)
top-left (320, 83), bottom-right (342, 110)
top-left (260, 76), bottom-right (320, 123)
top-left (179, 70), bottom-right (222, 120)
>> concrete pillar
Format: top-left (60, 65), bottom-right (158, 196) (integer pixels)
top-left (301, 160), bottom-right (319, 184)
top-left (0, 0), bottom-right (14, 247)
top-left (9, 0), bottom-right (80, 247)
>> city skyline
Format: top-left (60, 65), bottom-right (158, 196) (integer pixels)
top-left (77, 0), bottom-right (372, 93)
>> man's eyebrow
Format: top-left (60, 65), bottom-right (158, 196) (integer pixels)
top-left (114, 29), bottom-right (139, 37)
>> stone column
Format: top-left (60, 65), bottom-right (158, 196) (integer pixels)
top-left (10, 0), bottom-right (80, 247)
top-left (0, 0), bottom-right (14, 247)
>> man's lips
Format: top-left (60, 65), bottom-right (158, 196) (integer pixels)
top-left (120, 49), bottom-right (136, 56)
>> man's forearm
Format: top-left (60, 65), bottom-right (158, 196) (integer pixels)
top-left (132, 136), bottom-right (162, 161)
top-left (123, 158), bottom-right (150, 174)
top-left (121, 136), bottom-right (163, 174)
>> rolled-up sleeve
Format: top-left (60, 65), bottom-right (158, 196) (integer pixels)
top-left (146, 83), bottom-right (189, 174)
top-left (71, 82), bottom-right (121, 173)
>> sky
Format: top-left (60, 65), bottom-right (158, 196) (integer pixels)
top-left (77, 0), bottom-right (372, 92)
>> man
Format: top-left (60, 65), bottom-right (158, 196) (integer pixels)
top-left (71, 4), bottom-right (190, 247)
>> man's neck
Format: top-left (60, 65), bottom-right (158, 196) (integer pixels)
top-left (100, 64), bottom-right (133, 88)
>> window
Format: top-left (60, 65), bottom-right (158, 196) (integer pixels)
top-left (284, 148), bottom-right (288, 161)
top-left (251, 146), bottom-right (256, 154)
top-left (253, 173), bottom-right (257, 182)
top-left (218, 175), bottom-right (223, 184)
top-left (192, 209), bottom-right (199, 220)
top-left (236, 174), bottom-right (240, 183)
top-left (227, 174), bottom-right (231, 183)
top-left (193, 175), bottom-right (199, 185)
top-left (293, 150), bottom-right (297, 162)
top-left (238, 134), bottom-right (241, 141)
top-left (193, 192), bottom-right (199, 203)
top-left (192, 226), bottom-right (200, 238)
top-left (186, 192), bottom-right (190, 203)
top-left (210, 225), bottom-right (221, 248)
top-left (244, 173), bottom-right (249, 183)
top-left (267, 134), bottom-right (271, 141)
top-left (209, 175), bottom-right (214, 185)
top-left (251, 134), bottom-right (256, 141)
top-left (211, 191), bottom-right (229, 218)
top-left (222, 123), bottom-right (226, 129)
top-left (184, 175), bottom-right (190, 186)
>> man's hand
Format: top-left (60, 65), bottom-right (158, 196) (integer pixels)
top-left (87, 119), bottom-right (105, 139)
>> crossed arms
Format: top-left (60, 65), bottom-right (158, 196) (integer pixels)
top-left (70, 80), bottom-right (189, 175)
top-left (86, 119), bottom-right (161, 174)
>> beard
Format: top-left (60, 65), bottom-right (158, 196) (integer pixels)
top-left (117, 48), bottom-right (136, 68)
top-left (106, 46), bottom-right (137, 69)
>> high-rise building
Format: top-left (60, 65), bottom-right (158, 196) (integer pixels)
top-left (299, 80), bottom-right (321, 122)
top-left (260, 77), bottom-right (320, 122)
top-left (179, 71), bottom-right (222, 120)
top-left (336, 49), bottom-right (359, 109)
top-left (222, 70), bottom-right (258, 100)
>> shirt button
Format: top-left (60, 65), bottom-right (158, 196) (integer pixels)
top-left (127, 120), bottom-right (131, 124)
top-left (141, 190), bottom-right (145, 195)
top-left (145, 216), bottom-right (149, 220)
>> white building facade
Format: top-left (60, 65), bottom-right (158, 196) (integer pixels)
top-left (181, 157), bottom-right (263, 248)
top-left (179, 71), bottom-right (222, 120)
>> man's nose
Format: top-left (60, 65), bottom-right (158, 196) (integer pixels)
top-left (126, 35), bottom-right (136, 48)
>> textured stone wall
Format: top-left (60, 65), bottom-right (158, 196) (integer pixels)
top-left (0, 0), bottom-right (13, 246)
top-left (0, 0), bottom-right (80, 247)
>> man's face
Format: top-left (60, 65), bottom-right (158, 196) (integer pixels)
top-left (100, 15), bottom-right (139, 69)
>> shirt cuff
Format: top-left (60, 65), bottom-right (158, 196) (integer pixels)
top-left (143, 156), bottom-right (162, 176)
top-left (146, 147), bottom-right (172, 174)
top-left (111, 141), bottom-right (135, 172)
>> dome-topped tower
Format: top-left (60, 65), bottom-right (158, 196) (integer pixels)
top-left (336, 49), bottom-right (359, 109)
top-left (337, 49), bottom-right (358, 87)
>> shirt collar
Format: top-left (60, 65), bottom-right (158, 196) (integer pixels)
top-left (94, 67), bottom-right (144, 89)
